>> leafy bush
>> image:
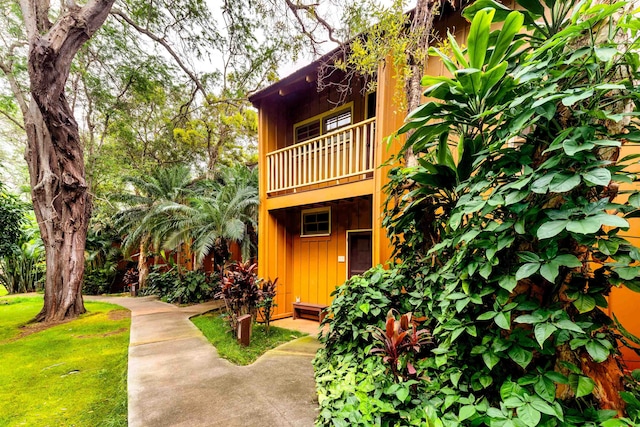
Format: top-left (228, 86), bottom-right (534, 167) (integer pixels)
top-left (371, 310), bottom-right (432, 381)
top-left (0, 242), bottom-right (44, 293)
top-left (82, 268), bottom-right (116, 295)
top-left (216, 261), bottom-right (261, 331)
top-left (316, 1), bottom-right (640, 425)
top-left (82, 225), bottom-right (121, 295)
top-left (257, 277), bottom-right (278, 334)
top-left (0, 185), bottom-right (26, 258)
top-left (142, 267), bottom-right (218, 304)
top-left (315, 267), bottom-right (440, 425)
top-left (319, 266), bottom-right (412, 358)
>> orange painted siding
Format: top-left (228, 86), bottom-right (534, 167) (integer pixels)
top-left (607, 142), bottom-right (640, 369)
top-left (263, 198), bottom-right (372, 318)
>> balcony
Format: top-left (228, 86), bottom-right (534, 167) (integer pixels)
top-left (266, 118), bottom-right (376, 195)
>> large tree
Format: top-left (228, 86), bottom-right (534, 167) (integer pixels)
top-left (15, 0), bottom-right (115, 321)
top-left (1, 0), bottom-right (288, 321)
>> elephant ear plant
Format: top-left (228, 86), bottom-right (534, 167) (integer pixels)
top-left (315, 0), bottom-right (640, 425)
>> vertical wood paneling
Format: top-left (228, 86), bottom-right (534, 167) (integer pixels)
top-left (285, 199), bottom-right (372, 309)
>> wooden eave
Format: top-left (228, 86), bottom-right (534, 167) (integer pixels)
top-left (248, 49), bottom-right (339, 107)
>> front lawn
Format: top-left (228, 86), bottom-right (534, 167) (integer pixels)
top-left (192, 312), bottom-right (306, 365)
top-left (0, 295), bottom-right (130, 426)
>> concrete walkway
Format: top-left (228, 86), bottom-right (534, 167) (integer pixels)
top-left (87, 296), bottom-right (320, 427)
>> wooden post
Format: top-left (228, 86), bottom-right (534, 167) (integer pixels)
top-left (237, 314), bottom-right (252, 346)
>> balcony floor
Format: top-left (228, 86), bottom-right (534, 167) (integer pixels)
top-left (264, 176), bottom-right (375, 211)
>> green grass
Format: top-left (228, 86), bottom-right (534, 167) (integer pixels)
top-left (192, 312), bottom-right (306, 365)
top-left (0, 286), bottom-right (7, 296)
top-left (0, 295), bottom-right (130, 427)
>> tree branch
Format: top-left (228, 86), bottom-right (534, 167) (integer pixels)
top-left (0, 105), bottom-right (25, 130)
top-left (0, 58), bottom-right (29, 117)
top-left (28, 0), bottom-right (116, 105)
top-left (110, 8), bottom-right (208, 99)
top-left (284, 0), bottom-right (342, 47)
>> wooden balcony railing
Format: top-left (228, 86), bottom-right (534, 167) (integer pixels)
top-left (266, 118), bottom-right (376, 194)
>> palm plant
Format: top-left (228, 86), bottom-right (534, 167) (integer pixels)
top-left (163, 165), bottom-right (258, 269)
top-left (112, 165), bottom-right (194, 286)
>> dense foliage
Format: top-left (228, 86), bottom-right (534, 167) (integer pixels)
top-left (141, 267), bottom-right (219, 304)
top-left (82, 225), bottom-right (123, 295)
top-left (0, 184), bottom-right (25, 258)
top-left (216, 261), bottom-right (261, 331)
top-left (316, 0), bottom-right (640, 426)
top-left (0, 211), bottom-right (44, 294)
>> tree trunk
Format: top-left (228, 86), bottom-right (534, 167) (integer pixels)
top-left (403, 0), bottom-right (437, 168)
top-left (20, 0), bottom-right (116, 322)
top-left (138, 238), bottom-right (149, 288)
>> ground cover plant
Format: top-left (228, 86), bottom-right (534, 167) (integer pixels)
top-left (0, 295), bottom-right (129, 426)
top-left (192, 311), bottom-right (306, 365)
top-left (142, 266), bottom-right (219, 304)
top-left (315, 0), bottom-right (640, 425)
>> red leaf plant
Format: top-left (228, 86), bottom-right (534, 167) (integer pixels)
top-left (371, 309), bottom-right (432, 381)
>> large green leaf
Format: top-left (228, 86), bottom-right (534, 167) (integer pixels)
top-left (483, 350), bottom-right (500, 370)
top-left (468, 8), bottom-right (495, 70)
top-left (462, 0), bottom-right (512, 22)
top-left (563, 139), bottom-right (595, 155)
top-left (539, 263), bottom-right (560, 282)
top-left (582, 168), bottom-right (611, 186)
top-left (549, 173), bottom-right (581, 193)
top-left (488, 11), bottom-right (525, 68)
top-left (567, 214), bottom-right (629, 234)
top-left (447, 31), bottom-right (469, 68)
top-left (516, 0), bottom-right (544, 15)
top-left (573, 293), bottom-right (596, 313)
top-left (585, 340), bottom-right (609, 363)
top-left (517, 403), bottom-right (542, 427)
top-left (498, 275), bottom-right (518, 292)
top-left (534, 323), bottom-right (557, 347)
top-left (459, 405), bottom-right (476, 422)
top-left (509, 346), bottom-right (533, 369)
top-left (495, 311), bottom-right (511, 330)
top-left (481, 62), bottom-right (508, 96)
top-left (554, 319), bottom-right (585, 333)
top-left (570, 375), bottom-right (595, 398)
top-left (562, 89), bottom-right (594, 107)
top-left (537, 220), bottom-right (568, 239)
top-left (516, 262), bottom-right (540, 280)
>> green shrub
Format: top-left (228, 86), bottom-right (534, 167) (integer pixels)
top-left (82, 267), bottom-right (117, 295)
top-left (315, 266), bottom-right (440, 425)
top-left (0, 242), bottom-right (44, 293)
top-left (142, 267), bottom-right (218, 304)
top-left (82, 225), bottom-right (121, 295)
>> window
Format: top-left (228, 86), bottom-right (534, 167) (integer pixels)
top-left (293, 102), bottom-right (353, 144)
top-left (295, 120), bottom-right (321, 143)
top-left (324, 109), bottom-right (351, 133)
top-left (366, 91), bottom-right (377, 119)
top-left (301, 207), bottom-right (331, 236)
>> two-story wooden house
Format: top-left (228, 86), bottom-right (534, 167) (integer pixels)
top-left (248, 56), bottom-right (403, 320)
